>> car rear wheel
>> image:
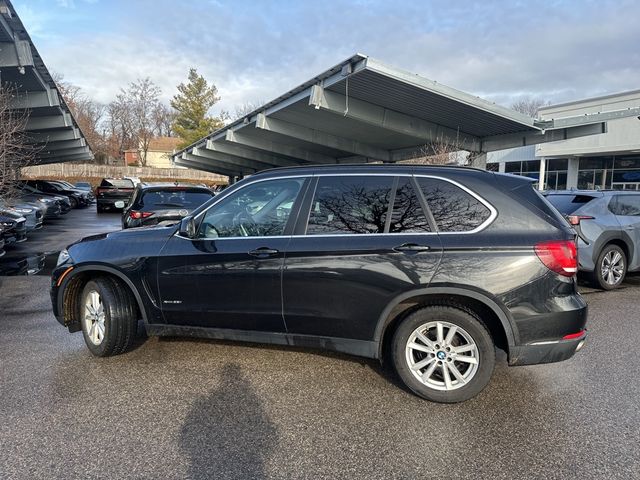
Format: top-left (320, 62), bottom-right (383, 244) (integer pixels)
top-left (391, 305), bottom-right (495, 403)
top-left (593, 244), bottom-right (626, 290)
top-left (80, 278), bottom-right (138, 356)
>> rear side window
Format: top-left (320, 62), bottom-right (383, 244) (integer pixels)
top-left (140, 189), bottom-right (213, 209)
top-left (388, 178), bottom-right (431, 233)
top-left (545, 194), bottom-right (597, 215)
top-left (100, 179), bottom-right (134, 188)
top-left (610, 195), bottom-right (640, 216)
top-left (417, 178), bottom-right (491, 232)
top-left (307, 176), bottom-right (393, 234)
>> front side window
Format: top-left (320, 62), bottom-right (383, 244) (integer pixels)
top-left (610, 195), bottom-right (640, 216)
top-left (417, 177), bottom-right (491, 232)
top-left (306, 176), bottom-right (393, 234)
top-left (198, 178), bottom-right (304, 238)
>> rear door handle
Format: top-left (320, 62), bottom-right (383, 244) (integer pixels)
top-left (248, 247), bottom-right (280, 257)
top-left (393, 243), bottom-right (431, 252)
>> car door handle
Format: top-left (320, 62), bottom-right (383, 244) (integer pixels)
top-left (393, 243), bottom-right (431, 252)
top-left (248, 247), bottom-right (280, 257)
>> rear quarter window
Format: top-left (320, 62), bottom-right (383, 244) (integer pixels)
top-left (416, 177), bottom-right (491, 232)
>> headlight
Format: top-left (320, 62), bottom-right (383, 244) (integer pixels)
top-left (14, 208), bottom-right (32, 214)
top-left (38, 198), bottom-right (49, 203)
top-left (56, 249), bottom-right (71, 266)
top-left (1, 221), bottom-right (13, 227)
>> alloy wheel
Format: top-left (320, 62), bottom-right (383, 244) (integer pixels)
top-left (405, 321), bottom-right (479, 391)
top-left (601, 250), bottom-right (624, 286)
top-left (83, 290), bottom-right (106, 345)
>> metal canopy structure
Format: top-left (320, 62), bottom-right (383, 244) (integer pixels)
top-left (0, 0), bottom-right (93, 165)
top-left (174, 53), bottom-right (628, 178)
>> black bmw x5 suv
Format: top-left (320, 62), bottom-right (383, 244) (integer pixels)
top-left (51, 165), bottom-right (587, 403)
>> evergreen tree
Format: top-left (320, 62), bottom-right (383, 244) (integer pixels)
top-left (171, 69), bottom-right (224, 149)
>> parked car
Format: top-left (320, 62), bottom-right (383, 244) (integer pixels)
top-left (0, 214), bottom-right (26, 245)
top-left (51, 165), bottom-right (587, 403)
top-left (0, 201), bottom-right (42, 232)
top-left (74, 181), bottom-right (95, 200)
top-left (53, 180), bottom-right (95, 202)
top-left (17, 184), bottom-right (71, 214)
top-left (96, 178), bottom-right (135, 212)
top-left (0, 253), bottom-right (46, 276)
top-left (545, 190), bottom-right (640, 289)
top-left (21, 180), bottom-right (88, 208)
top-left (6, 190), bottom-right (61, 219)
top-left (121, 184), bottom-right (215, 229)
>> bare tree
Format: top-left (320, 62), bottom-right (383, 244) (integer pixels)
top-left (402, 132), bottom-right (469, 166)
top-left (0, 85), bottom-right (37, 197)
top-left (54, 73), bottom-right (107, 163)
top-left (153, 103), bottom-right (176, 137)
top-left (510, 96), bottom-right (550, 117)
top-left (232, 100), bottom-right (264, 121)
top-left (110, 78), bottom-right (161, 166)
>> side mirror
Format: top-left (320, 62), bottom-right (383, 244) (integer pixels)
top-left (114, 200), bottom-right (125, 209)
top-left (179, 216), bottom-right (196, 238)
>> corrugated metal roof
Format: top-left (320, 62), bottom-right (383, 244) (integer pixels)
top-left (0, 0), bottom-right (93, 165)
top-left (174, 54), bottom-right (609, 177)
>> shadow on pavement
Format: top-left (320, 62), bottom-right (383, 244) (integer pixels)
top-left (179, 363), bottom-right (278, 480)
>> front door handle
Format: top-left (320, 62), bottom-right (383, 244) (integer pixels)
top-left (393, 243), bottom-right (431, 252)
top-left (248, 247), bottom-right (280, 257)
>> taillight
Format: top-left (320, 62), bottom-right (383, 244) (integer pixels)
top-left (129, 211), bottom-right (153, 219)
top-left (567, 215), bottom-right (594, 226)
top-left (535, 240), bottom-right (577, 277)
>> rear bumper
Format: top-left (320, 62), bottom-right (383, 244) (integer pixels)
top-left (509, 330), bottom-right (587, 366)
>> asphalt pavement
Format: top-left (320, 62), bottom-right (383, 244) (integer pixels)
top-left (1, 208), bottom-right (639, 479)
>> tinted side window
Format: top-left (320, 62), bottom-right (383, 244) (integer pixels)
top-left (307, 176), bottom-right (393, 234)
top-left (610, 195), bottom-right (640, 216)
top-left (388, 178), bottom-right (431, 233)
top-left (417, 177), bottom-right (491, 232)
top-left (199, 178), bottom-right (304, 238)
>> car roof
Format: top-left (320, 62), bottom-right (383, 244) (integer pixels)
top-left (248, 163), bottom-right (493, 179)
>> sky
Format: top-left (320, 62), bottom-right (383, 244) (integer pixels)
top-left (14, 0), bottom-right (640, 116)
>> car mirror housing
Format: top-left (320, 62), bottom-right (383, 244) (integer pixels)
top-left (179, 216), bottom-right (196, 238)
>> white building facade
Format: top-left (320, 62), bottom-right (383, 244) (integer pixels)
top-left (487, 90), bottom-right (640, 190)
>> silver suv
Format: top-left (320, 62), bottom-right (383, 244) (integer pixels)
top-left (545, 190), bottom-right (640, 289)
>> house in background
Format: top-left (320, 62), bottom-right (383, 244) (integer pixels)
top-left (124, 137), bottom-right (183, 168)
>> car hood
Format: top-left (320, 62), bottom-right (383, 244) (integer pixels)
top-left (67, 223), bottom-right (178, 264)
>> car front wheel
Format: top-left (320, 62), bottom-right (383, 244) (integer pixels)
top-left (391, 305), bottom-right (495, 403)
top-left (80, 277), bottom-right (138, 356)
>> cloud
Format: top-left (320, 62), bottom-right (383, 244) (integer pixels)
top-left (22, 0), bottom-right (640, 112)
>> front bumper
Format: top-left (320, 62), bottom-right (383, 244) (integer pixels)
top-left (509, 330), bottom-right (587, 366)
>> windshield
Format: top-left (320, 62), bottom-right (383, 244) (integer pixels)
top-left (545, 194), bottom-right (597, 215)
top-left (140, 189), bottom-right (213, 209)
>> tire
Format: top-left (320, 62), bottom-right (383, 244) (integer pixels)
top-left (592, 244), bottom-right (627, 290)
top-left (96, 205), bottom-right (105, 213)
top-left (80, 277), bottom-right (138, 357)
top-left (391, 305), bottom-right (495, 403)
top-left (69, 197), bottom-right (78, 209)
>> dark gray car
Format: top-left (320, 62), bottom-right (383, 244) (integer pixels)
top-left (545, 190), bottom-right (640, 289)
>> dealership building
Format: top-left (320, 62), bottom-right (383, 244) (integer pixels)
top-left (487, 89), bottom-right (640, 190)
